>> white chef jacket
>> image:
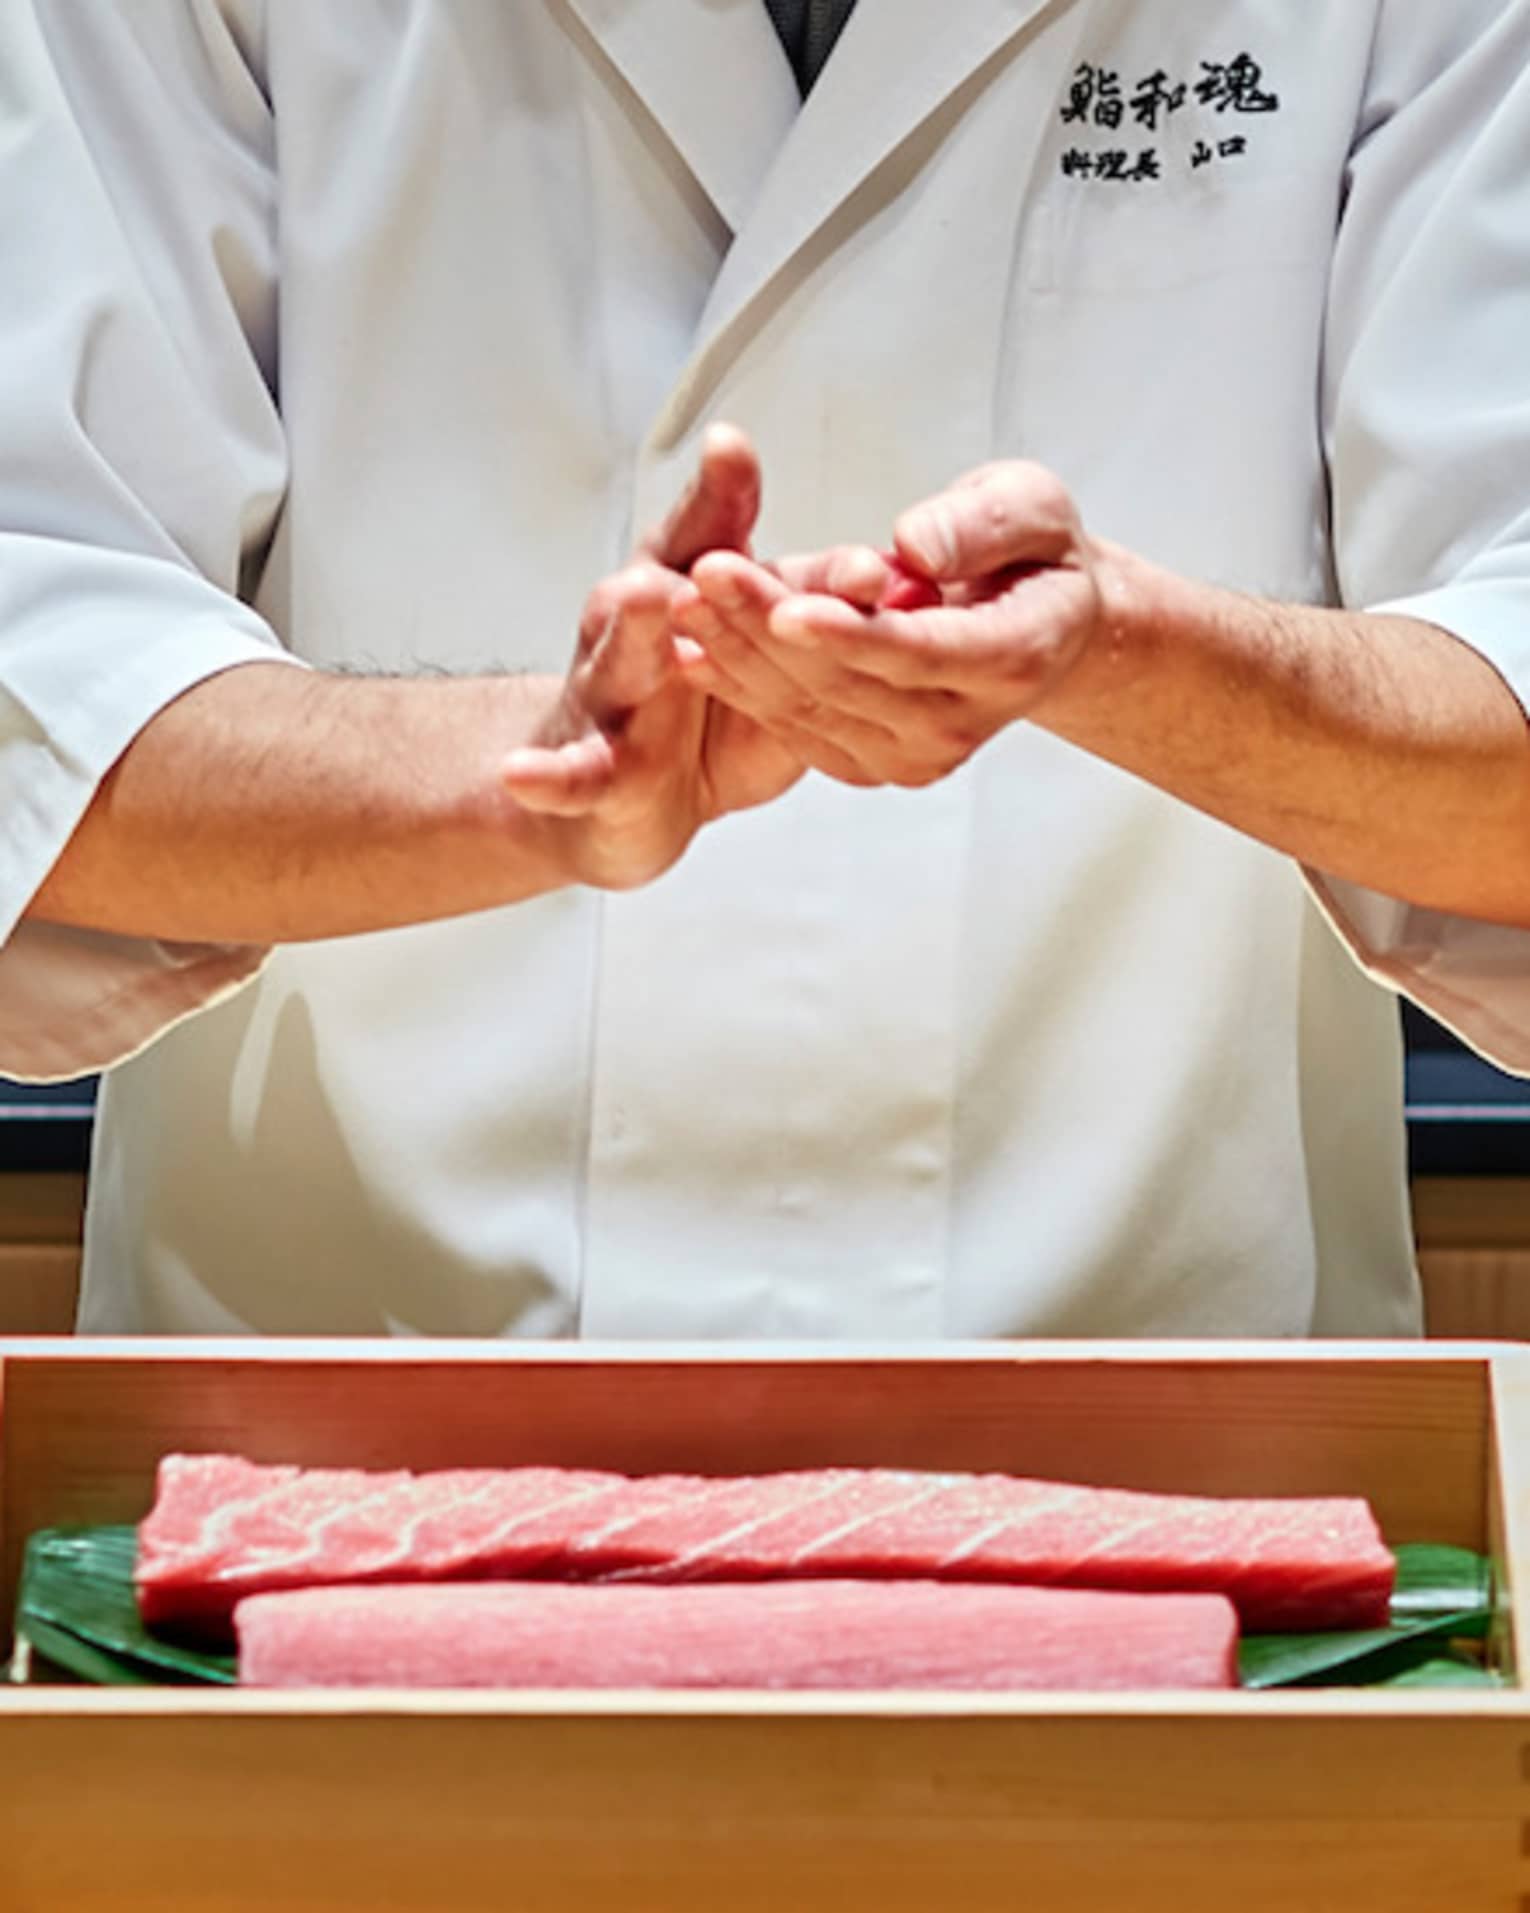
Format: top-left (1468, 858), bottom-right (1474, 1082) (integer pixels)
top-left (2, 1), bottom-right (1530, 1339)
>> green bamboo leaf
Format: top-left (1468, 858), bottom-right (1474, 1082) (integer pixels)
top-left (10, 1527), bottom-right (1502, 1693)
top-left (1389, 1542), bottom-right (1493, 1631)
top-left (13, 1526), bottom-right (235, 1686)
top-left (1238, 1542), bottom-right (1495, 1689)
top-left (1238, 1613), bottom-right (1478, 1689)
top-left (1378, 1656), bottom-right (1504, 1690)
top-left (14, 1613), bottom-right (167, 1688)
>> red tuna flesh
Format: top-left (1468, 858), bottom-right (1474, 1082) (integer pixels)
top-left (235, 1580), bottom-right (1241, 1691)
top-left (877, 550), bottom-right (943, 610)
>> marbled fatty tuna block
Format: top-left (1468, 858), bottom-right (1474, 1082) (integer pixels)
top-left (138, 1454), bottom-right (1396, 1639)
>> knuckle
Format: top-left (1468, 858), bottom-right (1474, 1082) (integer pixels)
top-left (936, 720), bottom-right (981, 759)
top-left (995, 648), bottom-right (1048, 694)
top-left (892, 761), bottom-right (946, 790)
top-left (995, 622), bottom-right (1065, 683)
top-left (879, 644), bottom-right (938, 688)
top-left (580, 584), bottom-right (620, 641)
top-left (1008, 456), bottom-right (1059, 493)
top-left (983, 462), bottom-right (1075, 539)
top-left (978, 491), bottom-right (1013, 538)
top-left (816, 667), bottom-right (860, 704)
top-left (621, 558), bottom-right (676, 601)
top-left (827, 545), bottom-right (879, 593)
top-left (1025, 469), bottom-right (1077, 536)
top-left (576, 748), bottom-right (618, 791)
top-left (708, 613), bottom-right (754, 657)
top-left (926, 693), bottom-right (984, 752)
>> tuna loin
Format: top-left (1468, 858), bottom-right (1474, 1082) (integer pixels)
top-left (137, 1454), bottom-right (1395, 1639)
top-left (235, 1580), bottom-right (1241, 1691)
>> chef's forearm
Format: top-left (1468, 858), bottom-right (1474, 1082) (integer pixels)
top-left (25, 661), bottom-right (573, 943)
top-left (1035, 549), bottom-right (1530, 925)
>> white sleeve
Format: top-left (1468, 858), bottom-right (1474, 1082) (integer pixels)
top-left (1310, 0), bottom-right (1530, 1074)
top-left (0, 0), bottom-right (303, 1082)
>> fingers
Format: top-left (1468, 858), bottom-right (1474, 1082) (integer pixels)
top-left (770, 545), bottom-right (941, 612)
top-left (682, 638), bottom-right (891, 781)
top-left (676, 582), bottom-right (818, 718)
top-left (503, 732), bottom-right (618, 816)
top-left (684, 552), bottom-right (917, 729)
top-left (684, 641), bottom-right (902, 787)
top-left (512, 561), bottom-right (694, 815)
top-left (576, 561), bottom-right (686, 720)
top-left (772, 544), bottom-right (891, 607)
top-left (768, 585), bottom-right (1075, 695)
top-left (677, 553), bottom-right (977, 788)
top-left (646, 440), bottom-right (1077, 615)
top-left (641, 422), bottom-right (763, 572)
top-left (878, 550), bottom-right (945, 612)
top-left (894, 461), bottom-right (1081, 584)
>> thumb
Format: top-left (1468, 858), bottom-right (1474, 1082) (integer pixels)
top-left (643, 422), bottom-right (763, 572)
top-left (894, 462), bottom-right (1079, 583)
top-left (502, 733), bottom-right (618, 817)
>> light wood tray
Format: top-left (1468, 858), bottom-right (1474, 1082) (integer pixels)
top-left (0, 1339), bottom-right (1527, 1913)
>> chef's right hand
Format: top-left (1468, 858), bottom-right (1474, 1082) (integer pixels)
top-left (502, 425), bottom-right (806, 891)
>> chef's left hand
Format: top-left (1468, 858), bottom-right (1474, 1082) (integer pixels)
top-left (673, 462), bottom-right (1115, 788)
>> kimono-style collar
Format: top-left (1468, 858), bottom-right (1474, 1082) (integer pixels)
top-left (562, 1), bottom-right (1064, 292)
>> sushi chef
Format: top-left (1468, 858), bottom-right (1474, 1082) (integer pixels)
top-left (1, 1), bottom-right (1529, 1340)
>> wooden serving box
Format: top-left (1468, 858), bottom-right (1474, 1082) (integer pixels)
top-left (0, 1339), bottom-right (1528, 1912)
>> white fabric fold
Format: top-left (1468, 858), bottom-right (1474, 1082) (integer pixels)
top-left (1310, 0), bottom-right (1530, 1069)
top-left (0, 0), bottom-right (296, 1076)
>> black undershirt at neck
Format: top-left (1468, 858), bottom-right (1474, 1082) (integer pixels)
top-left (762, 0), bottom-right (860, 96)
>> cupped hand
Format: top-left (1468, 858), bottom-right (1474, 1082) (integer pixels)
top-left (671, 461), bottom-right (1113, 789)
top-left (503, 425), bottom-right (805, 890)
